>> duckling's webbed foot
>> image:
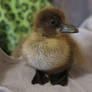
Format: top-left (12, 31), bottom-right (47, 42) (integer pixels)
top-left (32, 70), bottom-right (69, 86)
top-left (32, 70), bottom-right (49, 85)
top-left (48, 70), bottom-right (68, 86)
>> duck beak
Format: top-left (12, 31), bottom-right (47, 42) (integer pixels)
top-left (60, 24), bottom-right (79, 33)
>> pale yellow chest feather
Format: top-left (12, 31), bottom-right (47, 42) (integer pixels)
top-left (22, 33), bottom-right (70, 72)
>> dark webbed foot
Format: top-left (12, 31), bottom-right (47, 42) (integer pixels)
top-left (32, 70), bottom-right (49, 85)
top-left (48, 70), bottom-right (68, 86)
top-left (32, 70), bottom-right (69, 86)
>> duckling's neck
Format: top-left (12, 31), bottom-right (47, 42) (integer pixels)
top-left (33, 27), bottom-right (60, 38)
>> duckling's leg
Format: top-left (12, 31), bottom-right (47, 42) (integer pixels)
top-left (32, 70), bottom-right (49, 85)
top-left (49, 70), bottom-right (68, 86)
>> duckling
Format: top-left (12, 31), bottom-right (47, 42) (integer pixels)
top-left (12, 8), bottom-right (84, 86)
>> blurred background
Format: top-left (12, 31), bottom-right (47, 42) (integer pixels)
top-left (52, 0), bottom-right (92, 26)
top-left (0, 0), bottom-right (92, 54)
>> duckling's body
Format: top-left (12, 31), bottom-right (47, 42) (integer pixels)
top-left (12, 8), bottom-right (83, 86)
top-left (22, 32), bottom-right (73, 73)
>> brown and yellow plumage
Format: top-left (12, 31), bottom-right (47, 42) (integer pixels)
top-left (12, 8), bottom-right (84, 86)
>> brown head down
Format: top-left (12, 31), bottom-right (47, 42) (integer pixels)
top-left (33, 8), bottom-right (78, 38)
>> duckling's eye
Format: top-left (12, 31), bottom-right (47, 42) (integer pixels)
top-left (50, 18), bottom-right (56, 25)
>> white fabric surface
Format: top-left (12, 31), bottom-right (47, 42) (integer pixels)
top-left (0, 87), bottom-right (12, 92)
top-left (0, 16), bottom-right (92, 92)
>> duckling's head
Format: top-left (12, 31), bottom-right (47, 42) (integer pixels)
top-left (33, 8), bottom-right (78, 37)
